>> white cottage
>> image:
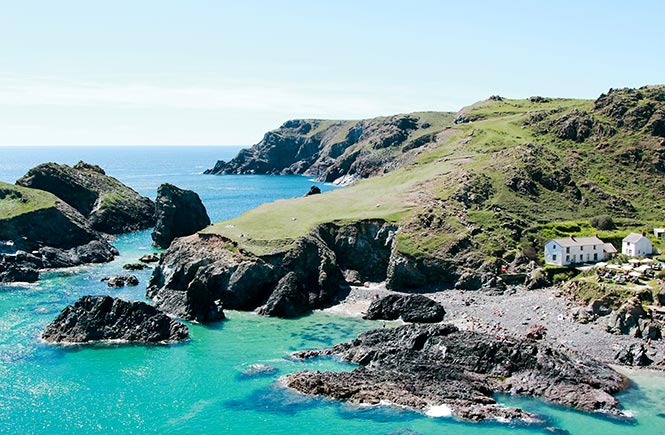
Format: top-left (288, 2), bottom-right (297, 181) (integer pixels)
top-left (544, 235), bottom-right (612, 266)
top-left (622, 233), bottom-right (652, 257)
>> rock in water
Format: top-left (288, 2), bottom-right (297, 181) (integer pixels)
top-left (16, 161), bottom-right (155, 234)
top-left (42, 296), bottom-right (189, 344)
top-left (139, 253), bottom-right (160, 263)
top-left (151, 183), bottom-right (211, 248)
top-left (363, 294), bottom-right (445, 323)
top-left (285, 323), bottom-right (626, 422)
top-left (102, 274), bottom-right (139, 288)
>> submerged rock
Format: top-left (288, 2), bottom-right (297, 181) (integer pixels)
top-left (102, 274), bottom-right (139, 288)
top-left (151, 183), bottom-right (210, 248)
top-left (123, 262), bottom-right (149, 271)
top-left (285, 323), bottom-right (626, 422)
top-left (42, 295), bottom-right (188, 344)
top-left (139, 253), bottom-right (160, 263)
top-left (363, 294), bottom-right (445, 323)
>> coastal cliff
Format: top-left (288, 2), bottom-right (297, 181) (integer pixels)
top-left (205, 113), bottom-right (454, 185)
top-left (151, 86), bottom-right (665, 318)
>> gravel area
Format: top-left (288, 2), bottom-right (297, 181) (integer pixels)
top-left (323, 283), bottom-right (665, 367)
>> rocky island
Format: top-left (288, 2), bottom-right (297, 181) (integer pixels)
top-left (285, 323), bottom-right (626, 422)
top-left (42, 295), bottom-right (189, 344)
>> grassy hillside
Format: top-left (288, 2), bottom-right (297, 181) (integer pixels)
top-left (0, 182), bottom-right (57, 221)
top-left (205, 87), bottom-right (665, 265)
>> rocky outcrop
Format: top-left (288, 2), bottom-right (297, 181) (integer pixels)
top-left (147, 220), bottom-right (397, 321)
top-left (285, 323), bottom-right (626, 422)
top-left (0, 183), bottom-right (117, 279)
top-left (204, 114), bottom-right (452, 184)
top-left (304, 186), bottom-right (321, 196)
top-left (0, 252), bottom-right (40, 282)
top-left (42, 296), bottom-right (189, 344)
top-left (151, 183), bottom-right (210, 248)
top-left (16, 161), bottom-right (155, 234)
top-left (524, 267), bottom-right (551, 290)
top-left (363, 294), bottom-right (445, 323)
top-left (614, 343), bottom-right (653, 366)
top-left (606, 297), bottom-right (661, 340)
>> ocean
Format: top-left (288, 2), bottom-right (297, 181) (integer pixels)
top-left (0, 146), bottom-right (663, 434)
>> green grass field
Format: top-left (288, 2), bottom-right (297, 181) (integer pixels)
top-left (0, 182), bottom-right (57, 221)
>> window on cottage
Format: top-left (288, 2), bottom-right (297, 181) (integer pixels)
top-left (566, 255), bottom-right (570, 261)
top-left (593, 245), bottom-right (596, 250)
top-left (566, 247), bottom-right (570, 253)
top-left (553, 254), bottom-right (557, 261)
top-left (580, 246), bottom-right (584, 251)
top-left (594, 253), bottom-right (598, 260)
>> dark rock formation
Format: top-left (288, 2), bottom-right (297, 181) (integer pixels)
top-left (42, 295), bottom-right (189, 344)
top-left (147, 220), bottom-right (397, 321)
top-left (16, 161), bottom-right (155, 234)
top-left (151, 183), bottom-right (210, 249)
top-left (123, 262), bottom-right (149, 271)
top-left (0, 252), bottom-right (40, 282)
top-left (614, 343), bottom-right (653, 366)
top-left (305, 185), bottom-right (321, 196)
top-left (204, 113), bottom-right (451, 184)
top-left (139, 253), bottom-right (160, 263)
top-left (606, 297), bottom-right (661, 339)
top-left (363, 294), bottom-right (445, 323)
top-left (102, 274), bottom-right (139, 288)
top-left (285, 323), bottom-right (626, 422)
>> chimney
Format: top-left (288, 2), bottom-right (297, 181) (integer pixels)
top-left (642, 230), bottom-right (646, 237)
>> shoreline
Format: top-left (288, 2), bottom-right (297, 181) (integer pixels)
top-left (321, 283), bottom-right (665, 368)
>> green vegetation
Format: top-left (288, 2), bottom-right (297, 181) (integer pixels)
top-left (100, 192), bottom-right (129, 209)
top-left (0, 182), bottom-right (57, 220)
top-left (205, 87), bottom-right (665, 268)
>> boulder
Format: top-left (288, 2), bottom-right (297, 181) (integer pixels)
top-left (526, 323), bottom-right (547, 340)
top-left (102, 274), bottom-right (139, 288)
top-left (305, 186), bottom-right (321, 196)
top-left (256, 272), bottom-right (309, 318)
top-left (139, 253), bottom-right (160, 263)
top-left (151, 183), bottom-right (210, 248)
top-left (42, 296), bottom-right (189, 344)
top-left (0, 254), bottom-right (40, 282)
top-left (606, 297), bottom-right (649, 337)
top-left (614, 343), bottom-right (653, 366)
top-left (363, 294), bottom-right (445, 323)
top-left (286, 323), bottom-right (626, 422)
top-left (16, 161), bottom-right (155, 234)
top-left (524, 267), bottom-right (551, 290)
top-left (123, 262), bottom-right (149, 271)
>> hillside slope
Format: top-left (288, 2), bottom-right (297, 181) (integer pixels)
top-left (149, 86), bottom-right (665, 320)
top-left (205, 112), bottom-right (454, 185)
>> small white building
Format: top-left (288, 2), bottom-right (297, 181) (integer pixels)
top-left (654, 228), bottom-right (665, 239)
top-left (622, 233), bottom-right (652, 257)
top-left (544, 235), bottom-right (612, 266)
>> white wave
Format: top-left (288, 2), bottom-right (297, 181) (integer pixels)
top-left (425, 404), bottom-right (453, 418)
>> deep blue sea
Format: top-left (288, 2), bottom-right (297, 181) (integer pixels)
top-left (0, 146), bottom-right (663, 435)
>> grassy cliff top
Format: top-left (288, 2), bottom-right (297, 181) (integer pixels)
top-left (204, 87), bottom-right (665, 259)
top-left (0, 182), bottom-right (57, 221)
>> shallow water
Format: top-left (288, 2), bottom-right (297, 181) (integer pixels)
top-left (1, 147), bottom-right (664, 434)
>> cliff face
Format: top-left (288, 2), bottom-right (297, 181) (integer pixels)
top-left (17, 161), bottom-right (155, 234)
top-left (0, 182), bottom-right (117, 280)
top-left (205, 113), bottom-right (454, 185)
top-left (147, 220), bottom-right (397, 321)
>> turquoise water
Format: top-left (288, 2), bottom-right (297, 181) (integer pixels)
top-left (1, 147), bottom-right (664, 434)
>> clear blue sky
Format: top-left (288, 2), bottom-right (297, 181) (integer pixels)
top-left (1, 0), bottom-right (663, 146)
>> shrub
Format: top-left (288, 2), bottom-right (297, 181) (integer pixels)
top-left (590, 215), bottom-right (614, 230)
top-left (552, 272), bottom-right (573, 284)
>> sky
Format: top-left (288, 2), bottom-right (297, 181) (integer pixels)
top-left (0, 0), bottom-right (663, 146)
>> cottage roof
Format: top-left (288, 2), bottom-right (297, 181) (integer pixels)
top-left (550, 236), bottom-right (603, 247)
top-left (603, 243), bottom-right (617, 253)
top-left (623, 233), bottom-right (648, 243)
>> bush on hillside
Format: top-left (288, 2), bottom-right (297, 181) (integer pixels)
top-left (590, 215), bottom-right (615, 230)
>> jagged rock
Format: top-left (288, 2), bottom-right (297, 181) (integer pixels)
top-left (614, 343), bottom-right (653, 366)
top-left (342, 269), bottom-right (363, 286)
top-left (16, 161), bottom-right (155, 234)
top-left (256, 272), bottom-right (310, 318)
top-left (524, 267), bottom-right (551, 290)
top-left (285, 323), bottom-right (626, 422)
top-left (151, 183), bottom-right (210, 249)
top-left (363, 294), bottom-right (445, 323)
top-left (42, 296), bottom-right (189, 344)
top-left (606, 297), bottom-right (648, 337)
top-left (305, 186), bottom-right (321, 196)
top-left (123, 262), bottom-right (149, 271)
top-left (0, 254), bottom-right (40, 282)
top-left (139, 253), bottom-right (160, 263)
top-left (102, 274), bottom-right (139, 288)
